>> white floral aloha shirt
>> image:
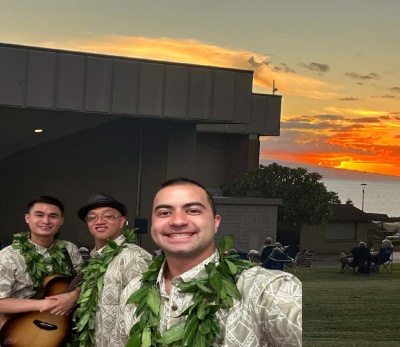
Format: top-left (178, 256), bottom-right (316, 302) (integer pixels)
top-left (0, 238), bottom-right (83, 326)
top-left (90, 234), bottom-right (152, 347)
top-left (116, 251), bottom-right (302, 347)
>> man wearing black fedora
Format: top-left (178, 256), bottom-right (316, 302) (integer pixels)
top-left (75, 192), bottom-right (151, 346)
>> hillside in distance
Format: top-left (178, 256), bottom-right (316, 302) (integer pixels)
top-left (259, 159), bottom-right (400, 182)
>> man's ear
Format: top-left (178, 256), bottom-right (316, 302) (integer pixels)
top-left (120, 216), bottom-right (127, 228)
top-left (214, 215), bottom-right (221, 234)
top-left (24, 214), bottom-right (30, 224)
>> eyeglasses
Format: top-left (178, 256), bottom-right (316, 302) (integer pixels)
top-left (85, 213), bottom-right (122, 222)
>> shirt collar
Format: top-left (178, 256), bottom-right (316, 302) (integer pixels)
top-left (90, 233), bottom-right (125, 257)
top-left (29, 238), bottom-right (53, 253)
top-left (157, 250), bottom-right (219, 286)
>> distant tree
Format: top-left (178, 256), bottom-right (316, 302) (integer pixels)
top-left (222, 163), bottom-right (341, 226)
top-left (346, 198), bottom-right (354, 205)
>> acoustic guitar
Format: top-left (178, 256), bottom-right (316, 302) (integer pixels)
top-left (0, 273), bottom-right (82, 347)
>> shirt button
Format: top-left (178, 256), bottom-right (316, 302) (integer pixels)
top-left (171, 305), bottom-right (178, 311)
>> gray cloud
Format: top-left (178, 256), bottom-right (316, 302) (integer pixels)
top-left (353, 117), bottom-right (381, 123)
top-left (345, 72), bottom-right (380, 80)
top-left (281, 114), bottom-right (345, 130)
top-left (273, 63), bottom-right (296, 73)
top-left (315, 114), bottom-right (344, 121)
top-left (281, 121), bottom-right (335, 130)
top-left (372, 94), bottom-right (397, 99)
top-left (338, 97), bottom-right (359, 101)
top-left (298, 62), bottom-right (330, 73)
top-left (247, 56), bottom-right (269, 68)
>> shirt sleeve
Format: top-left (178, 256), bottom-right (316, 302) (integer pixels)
top-left (237, 267), bottom-right (302, 347)
top-left (0, 248), bottom-right (17, 299)
top-left (64, 241), bottom-right (84, 273)
top-left (115, 280), bottom-right (139, 347)
top-left (259, 270), bottom-right (302, 346)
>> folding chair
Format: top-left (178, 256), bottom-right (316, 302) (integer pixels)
top-left (284, 245), bottom-right (299, 259)
top-left (341, 247), bottom-right (371, 275)
top-left (295, 251), bottom-right (314, 268)
top-left (262, 253), bottom-right (294, 271)
top-left (371, 247), bottom-right (393, 274)
top-left (260, 245), bottom-right (274, 263)
top-left (284, 245), bottom-right (300, 272)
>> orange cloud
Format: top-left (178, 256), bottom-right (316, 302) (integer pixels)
top-left (325, 106), bottom-right (389, 117)
top-left (37, 35), bottom-right (339, 99)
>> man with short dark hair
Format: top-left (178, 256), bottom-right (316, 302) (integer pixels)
top-left (75, 192), bottom-right (151, 346)
top-left (0, 196), bottom-right (83, 329)
top-left (117, 178), bottom-right (302, 346)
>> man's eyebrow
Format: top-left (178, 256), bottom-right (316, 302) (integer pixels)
top-left (154, 204), bottom-right (173, 211)
top-left (88, 208), bottom-right (113, 214)
top-left (154, 202), bottom-right (206, 211)
top-left (33, 210), bottom-right (60, 216)
top-left (182, 202), bottom-right (206, 209)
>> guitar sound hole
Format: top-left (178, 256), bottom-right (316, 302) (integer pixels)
top-left (33, 319), bottom-right (58, 330)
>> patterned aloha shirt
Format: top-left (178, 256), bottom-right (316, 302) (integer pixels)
top-left (0, 238), bottom-right (83, 326)
top-left (116, 250), bottom-right (302, 347)
top-left (91, 234), bottom-right (151, 347)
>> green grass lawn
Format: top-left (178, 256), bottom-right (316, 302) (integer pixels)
top-left (287, 264), bottom-right (400, 347)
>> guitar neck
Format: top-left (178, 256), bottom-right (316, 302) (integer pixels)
top-left (64, 272), bottom-right (83, 293)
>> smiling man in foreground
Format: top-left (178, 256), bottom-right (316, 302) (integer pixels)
top-left (116, 178), bottom-right (302, 346)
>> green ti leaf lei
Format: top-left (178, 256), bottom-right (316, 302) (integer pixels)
top-left (74, 229), bottom-right (137, 347)
top-left (126, 235), bottom-right (254, 347)
top-left (12, 232), bottom-right (72, 291)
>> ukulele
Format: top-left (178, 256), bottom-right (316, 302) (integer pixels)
top-left (0, 273), bottom-right (82, 347)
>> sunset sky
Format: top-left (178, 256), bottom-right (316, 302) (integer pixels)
top-left (2, 0), bottom-right (400, 177)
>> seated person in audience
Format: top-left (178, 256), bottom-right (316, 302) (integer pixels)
top-left (339, 241), bottom-right (371, 273)
top-left (258, 236), bottom-right (272, 255)
top-left (248, 249), bottom-right (260, 263)
top-left (371, 239), bottom-right (393, 264)
top-left (262, 247), bottom-right (293, 270)
top-left (295, 248), bottom-right (313, 265)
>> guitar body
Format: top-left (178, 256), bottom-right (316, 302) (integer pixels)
top-left (0, 276), bottom-right (73, 347)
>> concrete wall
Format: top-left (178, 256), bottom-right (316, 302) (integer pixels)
top-left (213, 197), bottom-right (281, 252)
top-left (300, 222), bottom-right (369, 254)
top-left (195, 132), bottom-right (260, 188)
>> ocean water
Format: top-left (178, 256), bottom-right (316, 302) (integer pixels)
top-left (322, 178), bottom-right (400, 217)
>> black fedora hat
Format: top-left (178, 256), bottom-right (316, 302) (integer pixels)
top-left (78, 192), bottom-right (128, 221)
